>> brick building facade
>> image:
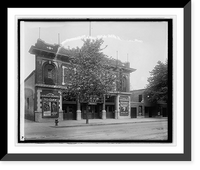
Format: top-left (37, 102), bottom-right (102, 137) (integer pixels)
top-left (130, 89), bottom-right (168, 118)
top-left (24, 39), bottom-right (136, 122)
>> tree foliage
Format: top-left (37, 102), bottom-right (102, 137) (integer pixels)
top-left (63, 38), bottom-right (116, 103)
top-left (145, 60), bottom-right (168, 103)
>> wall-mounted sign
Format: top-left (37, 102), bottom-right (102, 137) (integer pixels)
top-left (88, 102), bottom-right (97, 105)
top-left (41, 90), bottom-right (60, 98)
top-left (83, 95), bottom-right (103, 104)
top-left (119, 96), bottom-right (129, 116)
top-left (41, 93), bottom-right (60, 98)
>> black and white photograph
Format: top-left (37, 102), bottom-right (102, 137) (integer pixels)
top-left (3, 2), bottom-right (193, 163)
top-left (20, 19), bottom-right (172, 142)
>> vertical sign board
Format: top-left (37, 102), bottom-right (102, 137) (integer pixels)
top-left (41, 90), bottom-right (60, 118)
top-left (119, 96), bottom-right (129, 116)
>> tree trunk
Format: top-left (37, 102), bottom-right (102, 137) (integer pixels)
top-left (86, 103), bottom-right (89, 124)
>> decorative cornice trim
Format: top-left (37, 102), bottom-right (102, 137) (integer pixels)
top-left (109, 91), bottom-right (132, 95)
top-left (35, 84), bottom-right (67, 89)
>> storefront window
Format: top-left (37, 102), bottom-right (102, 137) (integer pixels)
top-left (139, 95), bottom-right (142, 102)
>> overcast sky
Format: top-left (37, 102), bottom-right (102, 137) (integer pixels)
top-left (22, 21), bottom-right (168, 90)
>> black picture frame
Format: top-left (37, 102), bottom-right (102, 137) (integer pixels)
top-left (2, 1), bottom-right (191, 161)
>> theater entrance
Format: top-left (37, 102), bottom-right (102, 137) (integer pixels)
top-left (131, 107), bottom-right (137, 118)
top-left (81, 104), bottom-right (101, 119)
top-left (63, 104), bottom-right (76, 120)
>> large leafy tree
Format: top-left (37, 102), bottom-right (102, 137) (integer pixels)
top-left (63, 38), bottom-right (116, 123)
top-left (145, 60), bottom-right (168, 103)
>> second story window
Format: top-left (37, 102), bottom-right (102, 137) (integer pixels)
top-left (139, 94), bottom-right (143, 102)
top-left (48, 68), bottom-right (53, 79)
top-left (44, 64), bottom-right (56, 85)
top-left (122, 76), bottom-right (127, 92)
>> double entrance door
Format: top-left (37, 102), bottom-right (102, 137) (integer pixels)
top-left (81, 104), bottom-right (101, 119)
top-left (63, 104), bottom-right (116, 120)
top-left (105, 105), bottom-right (115, 119)
top-left (131, 107), bottom-right (137, 118)
top-left (63, 104), bottom-right (76, 120)
top-left (63, 104), bottom-right (101, 120)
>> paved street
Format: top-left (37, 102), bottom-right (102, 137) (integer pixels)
top-left (24, 118), bottom-right (168, 141)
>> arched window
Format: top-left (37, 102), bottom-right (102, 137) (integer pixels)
top-left (43, 64), bottom-right (56, 85)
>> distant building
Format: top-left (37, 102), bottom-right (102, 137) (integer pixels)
top-left (24, 39), bottom-right (136, 122)
top-left (130, 89), bottom-right (168, 118)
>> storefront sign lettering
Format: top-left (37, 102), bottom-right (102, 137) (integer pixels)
top-left (41, 93), bottom-right (60, 98)
top-left (88, 96), bottom-right (102, 104)
top-left (88, 102), bottom-right (97, 105)
top-left (43, 98), bottom-right (58, 102)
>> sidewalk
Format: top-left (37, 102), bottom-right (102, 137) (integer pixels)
top-left (25, 117), bottom-right (168, 128)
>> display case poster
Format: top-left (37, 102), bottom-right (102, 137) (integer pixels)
top-left (42, 99), bottom-right (58, 118)
top-left (51, 102), bottom-right (58, 116)
top-left (43, 101), bottom-right (52, 116)
top-left (119, 96), bottom-right (129, 116)
top-left (120, 101), bottom-right (129, 116)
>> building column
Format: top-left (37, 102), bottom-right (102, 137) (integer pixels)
top-left (35, 89), bottom-right (42, 122)
top-left (142, 105), bottom-right (145, 117)
top-left (76, 99), bottom-right (81, 120)
top-left (58, 91), bottom-right (62, 112)
top-left (137, 106), bottom-right (140, 117)
top-left (128, 96), bottom-right (131, 118)
top-left (115, 95), bottom-right (119, 119)
top-left (58, 91), bottom-right (63, 121)
top-left (102, 95), bottom-right (106, 119)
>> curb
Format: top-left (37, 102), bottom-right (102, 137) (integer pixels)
top-left (50, 119), bottom-right (167, 128)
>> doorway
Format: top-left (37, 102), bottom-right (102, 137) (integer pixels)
top-left (63, 104), bottom-right (76, 120)
top-left (106, 105), bottom-right (115, 119)
top-left (162, 108), bottom-right (167, 117)
top-left (81, 104), bottom-right (100, 119)
top-left (138, 106), bottom-right (143, 116)
top-left (131, 107), bottom-right (137, 118)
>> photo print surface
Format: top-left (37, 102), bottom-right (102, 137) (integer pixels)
top-left (20, 19), bottom-right (172, 143)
